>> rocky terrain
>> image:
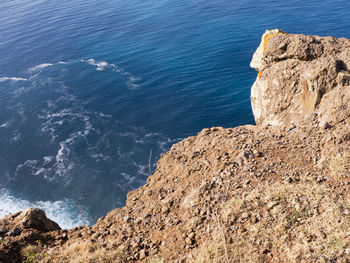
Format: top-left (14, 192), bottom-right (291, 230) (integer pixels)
top-left (1, 30), bottom-right (350, 263)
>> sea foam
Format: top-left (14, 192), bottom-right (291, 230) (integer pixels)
top-left (0, 188), bottom-right (90, 229)
top-left (0, 77), bottom-right (27, 82)
top-left (28, 63), bottom-right (54, 72)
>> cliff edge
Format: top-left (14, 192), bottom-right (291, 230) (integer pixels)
top-left (251, 29), bottom-right (350, 127)
top-left (1, 31), bottom-right (350, 263)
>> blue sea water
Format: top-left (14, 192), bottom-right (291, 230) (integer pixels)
top-left (1, 0), bottom-right (350, 228)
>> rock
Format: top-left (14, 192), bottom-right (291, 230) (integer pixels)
top-left (185, 237), bottom-right (193, 245)
top-left (188, 232), bottom-right (195, 239)
top-left (139, 249), bottom-right (146, 260)
top-left (21, 208), bottom-right (60, 232)
top-left (1, 208), bottom-right (60, 233)
top-left (123, 216), bottom-right (131, 223)
top-left (0, 228), bottom-right (7, 235)
top-left (241, 212), bottom-right (250, 219)
top-left (250, 29), bottom-right (350, 127)
top-left (8, 228), bottom-right (21, 237)
top-left (319, 120), bottom-right (330, 129)
top-left (267, 201), bottom-right (278, 210)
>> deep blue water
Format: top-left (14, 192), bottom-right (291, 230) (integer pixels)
top-left (1, 0), bottom-right (350, 228)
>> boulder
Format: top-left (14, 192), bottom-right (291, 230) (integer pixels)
top-left (250, 29), bottom-right (350, 126)
top-left (0, 208), bottom-right (60, 233)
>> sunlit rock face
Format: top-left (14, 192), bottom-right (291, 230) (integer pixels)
top-left (250, 29), bottom-right (350, 127)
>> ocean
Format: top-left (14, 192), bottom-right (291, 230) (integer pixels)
top-left (1, 0), bottom-right (350, 228)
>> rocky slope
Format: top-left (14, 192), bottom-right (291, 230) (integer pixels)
top-left (1, 31), bottom-right (350, 263)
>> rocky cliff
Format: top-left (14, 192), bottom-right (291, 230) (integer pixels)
top-left (250, 29), bottom-right (350, 127)
top-left (1, 31), bottom-right (350, 263)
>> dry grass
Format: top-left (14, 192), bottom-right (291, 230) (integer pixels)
top-left (191, 180), bottom-right (350, 262)
top-left (147, 258), bottom-right (165, 263)
top-left (42, 240), bottom-right (124, 263)
top-left (329, 152), bottom-right (350, 177)
top-left (23, 241), bottom-right (47, 263)
top-left (190, 234), bottom-right (228, 263)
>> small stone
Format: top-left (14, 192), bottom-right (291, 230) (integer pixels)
top-left (185, 237), bottom-right (193, 245)
top-left (228, 237), bottom-right (234, 244)
top-left (244, 179), bottom-right (251, 186)
top-left (135, 217), bottom-right (142, 224)
top-left (243, 150), bottom-right (254, 160)
top-left (131, 241), bottom-right (139, 249)
top-left (0, 228), bottom-right (7, 235)
top-left (267, 201), bottom-right (278, 210)
top-left (123, 216), bottom-right (131, 223)
top-left (8, 228), bottom-right (21, 237)
top-left (242, 166), bottom-right (250, 173)
top-left (188, 232), bottom-right (195, 239)
top-left (319, 120), bottom-right (330, 130)
top-left (252, 216), bottom-right (259, 223)
top-left (262, 248), bottom-right (270, 254)
top-left (161, 207), bottom-right (170, 214)
top-left (241, 212), bottom-right (249, 219)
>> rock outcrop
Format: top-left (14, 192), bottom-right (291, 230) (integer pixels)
top-left (1, 31), bottom-right (350, 263)
top-left (250, 29), bottom-right (350, 126)
top-left (0, 208), bottom-right (60, 262)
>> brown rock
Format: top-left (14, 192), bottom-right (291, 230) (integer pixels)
top-left (251, 29), bottom-right (350, 127)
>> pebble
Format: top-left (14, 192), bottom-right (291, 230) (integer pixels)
top-left (0, 228), bottom-right (7, 235)
top-left (8, 228), bottom-right (21, 237)
top-left (267, 201), bottom-right (278, 210)
top-left (241, 212), bottom-right (249, 219)
top-left (188, 232), bottom-right (195, 239)
top-left (123, 216), bottom-right (131, 223)
top-left (185, 237), bottom-right (193, 245)
top-left (319, 120), bottom-right (330, 129)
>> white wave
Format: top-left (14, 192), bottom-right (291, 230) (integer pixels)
top-left (0, 188), bottom-right (90, 229)
top-left (0, 77), bottom-right (27, 82)
top-left (28, 63), bottom-right (54, 72)
top-left (43, 156), bottom-right (54, 164)
top-left (82, 58), bottom-right (141, 89)
top-left (58, 61), bottom-right (69, 65)
top-left (85, 59), bottom-right (109, 71)
top-left (90, 153), bottom-right (109, 161)
top-left (135, 164), bottom-right (149, 177)
top-left (11, 132), bottom-right (21, 142)
top-left (36, 106), bottom-right (94, 180)
top-left (0, 122), bottom-right (10, 128)
top-left (121, 172), bottom-right (136, 184)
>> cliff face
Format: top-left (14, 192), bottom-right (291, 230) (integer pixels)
top-left (1, 31), bottom-right (350, 263)
top-left (250, 29), bottom-right (350, 127)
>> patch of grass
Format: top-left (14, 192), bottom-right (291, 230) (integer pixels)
top-left (23, 240), bottom-right (47, 263)
top-left (191, 180), bottom-right (350, 262)
top-left (329, 153), bottom-right (350, 176)
top-left (220, 197), bottom-right (243, 222)
top-left (40, 240), bottom-right (125, 263)
top-left (148, 258), bottom-right (165, 263)
top-left (191, 238), bottom-right (228, 263)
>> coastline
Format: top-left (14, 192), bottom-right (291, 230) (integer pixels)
top-left (1, 30), bottom-right (350, 262)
